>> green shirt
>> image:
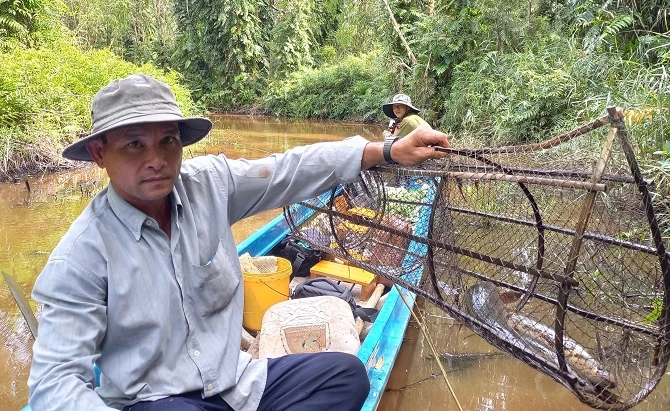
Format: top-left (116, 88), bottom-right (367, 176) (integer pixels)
top-left (396, 113), bottom-right (430, 137)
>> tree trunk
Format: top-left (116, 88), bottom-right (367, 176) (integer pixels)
top-left (381, 0), bottom-right (417, 66)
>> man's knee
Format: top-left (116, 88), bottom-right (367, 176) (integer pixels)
top-left (349, 355), bottom-right (371, 403)
top-left (326, 353), bottom-right (370, 403)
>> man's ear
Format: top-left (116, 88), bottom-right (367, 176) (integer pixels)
top-left (86, 139), bottom-right (105, 168)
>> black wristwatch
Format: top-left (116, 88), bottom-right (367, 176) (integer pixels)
top-left (383, 135), bottom-right (399, 164)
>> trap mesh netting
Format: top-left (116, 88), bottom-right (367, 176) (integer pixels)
top-left (283, 108), bottom-right (670, 409)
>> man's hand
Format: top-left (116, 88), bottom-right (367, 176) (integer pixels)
top-left (390, 126), bottom-right (450, 166)
top-left (361, 125), bottom-right (450, 169)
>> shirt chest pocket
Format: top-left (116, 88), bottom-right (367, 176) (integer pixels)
top-left (191, 242), bottom-right (240, 317)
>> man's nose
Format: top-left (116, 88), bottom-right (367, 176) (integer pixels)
top-left (145, 145), bottom-right (167, 169)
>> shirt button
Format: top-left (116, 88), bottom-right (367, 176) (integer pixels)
top-left (207, 384), bottom-right (214, 390)
top-left (145, 220), bottom-right (152, 226)
top-left (194, 350), bottom-right (200, 356)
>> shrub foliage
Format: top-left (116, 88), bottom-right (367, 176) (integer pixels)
top-left (0, 38), bottom-right (196, 179)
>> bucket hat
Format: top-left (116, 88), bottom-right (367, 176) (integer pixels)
top-left (63, 74), bottom-right (212, 161)
top-left (382, 93), bottom-right (421, 119)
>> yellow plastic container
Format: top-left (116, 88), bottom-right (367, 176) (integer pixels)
top-left (242, 257), bottom-right (292, 332)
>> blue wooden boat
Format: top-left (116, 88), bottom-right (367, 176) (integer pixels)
top-left (238, 208), bottom-right (418, 410)
top-left (22, 203), bottom-right (418, 411)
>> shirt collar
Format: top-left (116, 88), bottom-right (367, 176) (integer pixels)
top-left (172, 177), bottom-right (184, 219)
top-left (106, 183), bottom-right (182, 241)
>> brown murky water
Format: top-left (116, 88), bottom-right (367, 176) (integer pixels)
top-left (0, 115), bottom-right (668, 410)
top-left (379, 301), bottom-right (670, 410)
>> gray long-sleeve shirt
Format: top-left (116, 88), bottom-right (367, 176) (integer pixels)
top-left (28, 137), bottom-right (368, 411)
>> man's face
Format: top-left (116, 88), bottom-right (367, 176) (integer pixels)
top-left (392, 104), bottom-right (408, 119)
top-left (87, 122), bottom-right (183, 210)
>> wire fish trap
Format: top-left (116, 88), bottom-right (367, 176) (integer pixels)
top-left (284, 107), bottom-right (670, 409)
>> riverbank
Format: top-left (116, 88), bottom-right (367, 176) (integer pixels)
top-left (0, 132), bottom-right (100, 183)
top-left (0, 141), bottom-right (74, 183)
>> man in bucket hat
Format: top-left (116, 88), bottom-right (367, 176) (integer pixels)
top-left (28, 74), bottom-right (450, 411)
top-left (383, 93), bottom-right (431, 138)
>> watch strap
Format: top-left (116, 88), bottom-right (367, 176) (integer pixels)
top-left (383, 136), bottom-right (398, 164)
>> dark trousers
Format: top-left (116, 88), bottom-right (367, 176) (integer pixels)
top-left (122, 352), bottom-right (370, 411)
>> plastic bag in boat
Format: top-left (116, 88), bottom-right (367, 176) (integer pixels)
top-left (273, 233), bottom-right (324, 278)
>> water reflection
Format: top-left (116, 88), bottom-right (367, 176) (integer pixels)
top-left (380, 301), bottom-right (670, 410)
top-left (0, 115), bottom-right (384, 410)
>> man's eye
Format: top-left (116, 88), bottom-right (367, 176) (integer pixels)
top-left (163, 136), bottom-right (179, 144)
top-left (127, 141), bottom-right (141, 148)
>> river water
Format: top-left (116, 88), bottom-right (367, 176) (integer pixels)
top-left (0, 115), bottom-right (668, 410)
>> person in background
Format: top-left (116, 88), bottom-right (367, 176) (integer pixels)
top-left (28, 74), bottom-right (450, 411)
top-left (383, 93), bottom-right (431, 137)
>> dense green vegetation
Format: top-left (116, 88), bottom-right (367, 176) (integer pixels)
top-left (0, 39), bottom-right (195, 177)
top-left (0, 0), bottom-right (668, 192)
top-left (0, 0), bottom-right (193, 178)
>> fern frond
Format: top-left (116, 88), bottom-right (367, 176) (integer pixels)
top-left (600, 14), bottom-right (634, 39)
